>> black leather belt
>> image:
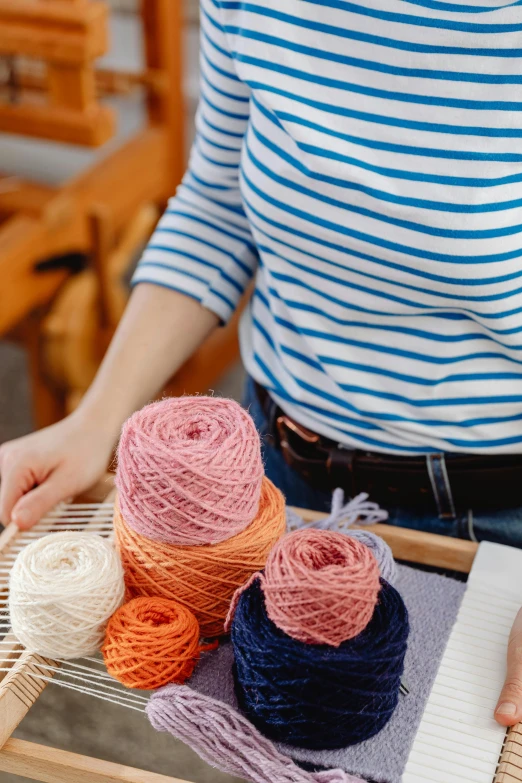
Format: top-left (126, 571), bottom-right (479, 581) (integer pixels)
top-left (254, 382), bottom-right (522, 514)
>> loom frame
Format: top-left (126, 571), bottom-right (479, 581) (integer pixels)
top-left (0, 478), bottom-right (520, 783)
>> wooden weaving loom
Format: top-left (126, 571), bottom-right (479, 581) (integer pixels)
top-left (0, 481), bottom-right (521, 783)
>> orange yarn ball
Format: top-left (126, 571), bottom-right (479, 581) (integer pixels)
top-left (103, 596), bottom-right (208, 690)
top-left (114, 477), bottom-right (286, 637)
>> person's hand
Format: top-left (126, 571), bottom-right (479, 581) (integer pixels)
top-left (0, 286), bottom-right (220, 532)
top-left (0, 412), bottom-right (116, 530)
top-left (496, 607), bottom-right (522, 725)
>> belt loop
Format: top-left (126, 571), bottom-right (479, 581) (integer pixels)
top-left (426, 453), bottom-right (456, 520)
top-left (327, 447), bottom-right (356, 497)
top-left (265, 396), bottom-right (280, 448)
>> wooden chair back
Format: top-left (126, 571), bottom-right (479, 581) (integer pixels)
top-left (0, 0), bottom-right (115, 146)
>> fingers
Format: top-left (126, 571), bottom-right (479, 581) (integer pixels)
top-left (10, 468), bottom-right (73, 530)
top-left (0, 441), bottom-right (70, 530)
top-left (496, 607), bottom-right (522, 726)
top-left (0, 443), bottom-right (36, 527)
top-left (0, 418), bottom-right (106, 531)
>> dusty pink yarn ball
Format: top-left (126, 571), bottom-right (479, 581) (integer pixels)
top-left (260, 528), bottom-right (381, 647)
top-left (116, 397), bottom-right (264, 546)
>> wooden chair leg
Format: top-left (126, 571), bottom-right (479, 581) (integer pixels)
top-left (16, 312), bottom-right (66, 430)
top-left (141, 0), bottom-right (185, 190)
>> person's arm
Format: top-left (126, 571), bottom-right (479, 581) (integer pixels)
top-left (132, 0), bottom-right (255, 322)
top-left (0, 0), bottom-right (256, 528)
top-left (77, 284), bottom-right (219, 441)
top-left (0, 286), bottom-right (218, 528)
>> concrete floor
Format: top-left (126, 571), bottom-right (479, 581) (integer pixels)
top-left (0, 12), bottom-right (245, 783)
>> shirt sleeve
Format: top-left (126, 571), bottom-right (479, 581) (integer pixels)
top-left (132, 0), bottom-right (257, 323)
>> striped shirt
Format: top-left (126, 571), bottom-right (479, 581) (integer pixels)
top-left (133, 0), bottom-right (522, 455)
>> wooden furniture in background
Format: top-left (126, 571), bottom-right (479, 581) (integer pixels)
top-left (1, 0), bottom-right (244, 428)
top-left (0, 0), bottom-right (115, 145)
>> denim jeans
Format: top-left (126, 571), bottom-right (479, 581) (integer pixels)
top-left (243, 377), bottom-right (522, 549)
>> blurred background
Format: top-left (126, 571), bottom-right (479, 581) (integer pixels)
top-left (0, 1), bottom-right (243, 780)
top-left (0, 0), bottom-right (245, 445)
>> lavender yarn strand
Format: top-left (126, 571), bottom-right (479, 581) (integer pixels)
top-left (147, 685), bottom-right (362, 783)
top-left (286, 490), bottom-right (397, 585)
top-left (348, 530), bottom-right (397, 585)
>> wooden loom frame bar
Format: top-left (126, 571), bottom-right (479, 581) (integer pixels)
top-left (498, 727), bottom-right (522, 782)
top-left (0, 644), bottom-right (53, 749)
top-left (0, 738), bottom-right (187, 783)
top-left (0, 484), bottom-right (519, 782)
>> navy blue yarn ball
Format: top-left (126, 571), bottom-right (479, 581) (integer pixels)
top-left (231, 577), bottom-right (409, 750)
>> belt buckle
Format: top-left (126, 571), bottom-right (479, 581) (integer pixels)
top-left (276, 415), bottom-right (320, 447)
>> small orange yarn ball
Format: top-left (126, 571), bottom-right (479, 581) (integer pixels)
top-left (103, 596), bottom-right (209, 690)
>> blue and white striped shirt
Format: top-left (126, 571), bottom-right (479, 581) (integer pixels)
top-left (134, 0), bottom-right (522, 454)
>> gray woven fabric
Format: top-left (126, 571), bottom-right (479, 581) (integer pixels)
top-left (186, 565), bottom-right (466, 783)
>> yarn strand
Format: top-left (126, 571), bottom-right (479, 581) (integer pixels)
top-left (287, 490), bottom-right (397, 585)
top-left (147, 685), bottom-right (363, 783)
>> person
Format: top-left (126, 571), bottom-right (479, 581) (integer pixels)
top-left (1, 0), bottom-right (522, 725)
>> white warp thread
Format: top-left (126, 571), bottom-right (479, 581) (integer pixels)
top-left (9, 532), bottom-right (125, 659)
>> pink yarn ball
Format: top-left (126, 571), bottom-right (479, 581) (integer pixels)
top-left (116, 397), bottom-right (264, 546)
top-left (260, 528), bottom-right (381, 647)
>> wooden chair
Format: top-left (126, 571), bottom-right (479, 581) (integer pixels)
top-left (0, 0), bottom-right (243, 428)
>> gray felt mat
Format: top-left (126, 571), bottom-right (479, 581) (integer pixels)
top-left (186, 565), bottom-right (466, 783)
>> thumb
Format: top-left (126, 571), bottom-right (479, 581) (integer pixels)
top-left (11, 469), bottom-right (72, 530)
top-left (496, 607), bottom-right (522, 726)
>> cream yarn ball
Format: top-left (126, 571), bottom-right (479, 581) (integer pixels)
top-left (9, 532), bottom-right (125, 659)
